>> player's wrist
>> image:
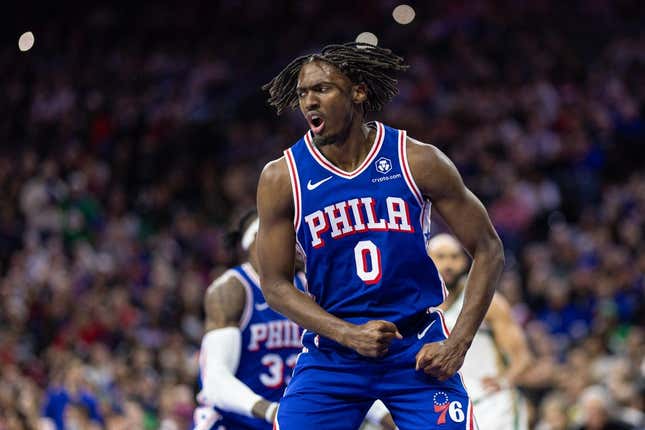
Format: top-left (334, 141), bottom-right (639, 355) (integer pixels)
top-left (337, 322), bottom-right (359, 348)
top-left (251, 399), bottom-right (277, 422)
top-left (264, 402), bottom-right (278, 423)
top-left (444, 334), bottom-right (471, 353)
top-left (497, 374), bottom-right (512, 389)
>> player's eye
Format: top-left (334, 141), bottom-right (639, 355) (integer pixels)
top-left (311, 85), bottom-right (327, 93)
top-left (297, 89), bottom-right (307, 98)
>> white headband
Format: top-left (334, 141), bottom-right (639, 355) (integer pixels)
top-left (241, 218), bottom-right (259, 251)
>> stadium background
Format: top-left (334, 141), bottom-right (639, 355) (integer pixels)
top-left (1, 1), bottom-right (643, 429)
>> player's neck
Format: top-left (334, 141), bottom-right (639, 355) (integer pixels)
top-left (316, 121), bottom-right (374, 172)
top-left (247, 249), bottom-right (260, 274)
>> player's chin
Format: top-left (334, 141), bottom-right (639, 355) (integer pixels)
top-left (312, 130), bottom-right (337, 147)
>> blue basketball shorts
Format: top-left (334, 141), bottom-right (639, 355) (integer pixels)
top-left (275, 309), bottom-right (477, 429)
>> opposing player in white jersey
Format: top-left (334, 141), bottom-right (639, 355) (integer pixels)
top-left (430, 234), bottom-right (532, 430)
top-left (192, 210), bottom-right (396, 430)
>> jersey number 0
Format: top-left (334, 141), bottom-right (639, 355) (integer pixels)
top-left (354, 240), bottom-right (382, 284)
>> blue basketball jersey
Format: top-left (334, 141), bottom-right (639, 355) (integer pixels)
top-left (284, 122), bottom-right (448, 351)
top-left (194, 263), bottom-right (306, 430)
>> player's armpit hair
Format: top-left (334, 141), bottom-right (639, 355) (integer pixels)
top-left (205, 274), bottom-right (247, 328)
top-left (262, 42), bottom-right (409, 115)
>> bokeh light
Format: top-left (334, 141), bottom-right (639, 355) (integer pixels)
top-left (393, 4), bottom-right (415, 25)
top-left (355, 32), bottom-right (378, 46)
top-left (18, 32), bottom-right (35, 52)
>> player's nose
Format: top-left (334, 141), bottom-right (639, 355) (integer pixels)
top-left (303, 92), bottom-right (320, 111)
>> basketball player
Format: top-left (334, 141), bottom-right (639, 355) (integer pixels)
top-left (430, 234), bottom-right (532, 430)
top-left (256, 43), bottom-right (505, 429)
top-left (192, 211), bottom-right (305, 429)
top-left (192, 211), bottom-right (396, 430)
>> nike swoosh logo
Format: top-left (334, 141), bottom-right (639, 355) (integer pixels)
top-left (255, 302), bottom-right (270, 311)
top-left (417, 320), bottom-right (436, 339)
top-left (306, 176), bottom-right (333, 190)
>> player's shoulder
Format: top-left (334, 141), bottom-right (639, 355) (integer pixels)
top-left (374, 122), bottom-right (440, 161)
top-left (258, 155), bottom-right (294, 215)
top-left (405, 136), bottom-right (461, 197)
top-left (204, 268), bottom-right (249, 326)
top-left (260, 155), bottom-right (290, 187)
top-left (205, 269), bottom-right (245, 298)
top-left (405, 136), bottom-right (446, 167)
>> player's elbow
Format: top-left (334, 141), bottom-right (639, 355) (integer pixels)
top-left (521, 355), bottom-right (533, 376)
top-left (263, 289), bottom-right (280, 310)
top-left (260, 279), bottom-right (282, 310)
top-left (261, 278), bottom-right (300, 316)
top-left (509, 349), bottom-right (534, 386)
top-left (480, 232), bottom-right (505, 271)
top-left (197, 380), bottom-right (226, 409)
top-left (491, 236), bottom-right (505, 270)
top-left (518, 345), bottom-right (534, 373)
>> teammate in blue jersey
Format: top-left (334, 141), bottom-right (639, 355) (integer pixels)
top-left (192, 211), bottom-right (306, 429)
top-left (192, 211), bottom-right (396, 430)
top-left (257, 43), bottom-right (505, 429)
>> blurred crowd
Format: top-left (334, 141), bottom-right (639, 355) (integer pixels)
top-left (1, 1), bottom-right (643, 429)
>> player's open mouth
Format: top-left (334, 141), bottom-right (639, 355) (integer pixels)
top-left (307, 113), bottom-right (325, 135)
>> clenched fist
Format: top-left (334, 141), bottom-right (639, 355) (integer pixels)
top-left (342, 320), bottom-right (402, 357)
top-left (415, 339), bottom-right (468, 381)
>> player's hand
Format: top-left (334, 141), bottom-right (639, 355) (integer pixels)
top-left (344, 320), bottom-right (402, 357)
top-left (414, 339), bottom-right (467, 381)
top-left (481, 376), bottom-right (506, 393)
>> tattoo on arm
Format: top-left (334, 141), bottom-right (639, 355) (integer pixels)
top-left (204, 276), bottom-right (247, 331)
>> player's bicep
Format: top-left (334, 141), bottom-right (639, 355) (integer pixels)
top-left (257, 215), bottom-right (296, 284)
top-left (409, 140), bottom-right (498, 256)
top-left (204, 277), bottom-right (247, 331)
top-left (256, 159), bottom-right (296, 291)
top-left (435, 187), bottom-right (494, 257)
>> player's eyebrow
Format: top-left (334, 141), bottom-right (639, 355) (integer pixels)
top-left (295, 81), bottom-right (335, 92)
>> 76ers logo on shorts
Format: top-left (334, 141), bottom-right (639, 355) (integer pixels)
top-left (433, 392), bottom-right (465, 424)
top-left (375, 157), bottom-right (392, 174)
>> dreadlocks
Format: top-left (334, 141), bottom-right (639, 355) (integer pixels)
top-left (262, 42), bottom-right (409, 115)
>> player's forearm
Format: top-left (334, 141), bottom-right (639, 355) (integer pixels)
top-left (503, 350), bottom-right (532, 386)
top-left (449, 238), bottom-right (504, 347)
top-left (263, 280), bottom-right (355, 346)
top-left (198, 364), bottom-right (262, 412)
top-left (199, 372), bottom-right (275, 421)
top-left (198, 328), bottom-right (267, 417)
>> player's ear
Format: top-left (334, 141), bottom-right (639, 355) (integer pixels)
top-left (352, 83), bottom-right (368, 105)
